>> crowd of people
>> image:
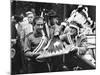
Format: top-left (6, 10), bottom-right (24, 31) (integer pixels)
top-left (11, 5), bottom-right (96, 74)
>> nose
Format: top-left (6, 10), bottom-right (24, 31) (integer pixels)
top-left (40, 25), bottom-right (43, 28)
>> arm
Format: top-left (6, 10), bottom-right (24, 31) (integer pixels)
top-left (59, 32), bottom-right (73, 45)
top-left (24, 35), bottom-right (33, 57)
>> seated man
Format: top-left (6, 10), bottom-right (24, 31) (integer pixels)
top-left (24, 17), bottom-right (49, 73)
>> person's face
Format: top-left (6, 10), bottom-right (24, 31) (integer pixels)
top-left (79, 28), bottom-right (85, 34)
top-left (35, 18), bottom-right (44, 31)
top-left (27, 14), bottom-right (35, 23)
top-left (53, 18), bottom-right (58, 24)
top-left (69, 27), bottom-right (77, 35)
top-left (50, 17), bottom-right (58, 26)
top-left (23, 17), bottom-right (29, 24)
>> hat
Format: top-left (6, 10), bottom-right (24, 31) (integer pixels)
top-left (70, 24), bottom-right (79, 29)
top-left (78, 5), bottom-right (83, 8)
top-left (26, 11), bottom-right (33, 15)
top-left (48, 10), bottom-right (58, 18)
top-left (77, 6), bottom-right (88, 19)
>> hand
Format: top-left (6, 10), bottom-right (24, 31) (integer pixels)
top-left (33, 53), bottom-right (40, 57)
top-left (25, 51), bottom-right (40, 57)
top-left (78, 47), bottom-right (87, 55)
top-left (25, 51), bottom-right (33, 57)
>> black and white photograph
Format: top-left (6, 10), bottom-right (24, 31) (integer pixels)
top-left (11, 0), bottom-right (96, 74)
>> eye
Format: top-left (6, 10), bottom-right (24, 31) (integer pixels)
top-left (37, 24), bottom-right (40, 26)
top-left (28, 16), bottom-right (33, 19)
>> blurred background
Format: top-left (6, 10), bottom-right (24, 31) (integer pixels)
top-left (11, 0), bottom-right (96, 22)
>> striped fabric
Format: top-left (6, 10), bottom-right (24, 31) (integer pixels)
top-left (32, 30), bottom-right (47, 54)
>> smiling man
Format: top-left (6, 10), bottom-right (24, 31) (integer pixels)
top-left (23, 17), bottom-right (49, 73)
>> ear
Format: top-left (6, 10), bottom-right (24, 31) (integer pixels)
top-left (33, 25), bottom-right (36, 29)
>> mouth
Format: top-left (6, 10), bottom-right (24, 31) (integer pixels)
top-left (36, 28), bottom-right (43, 32)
